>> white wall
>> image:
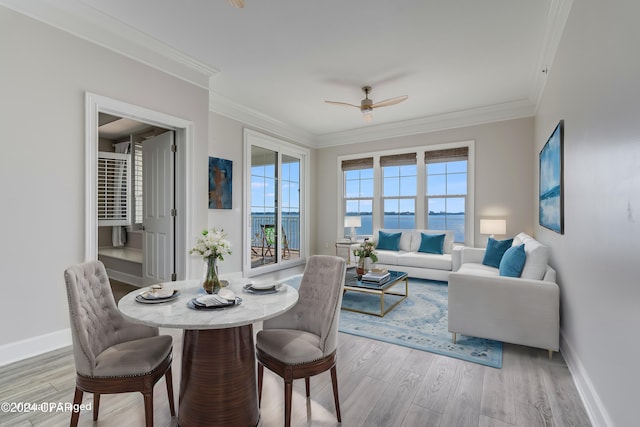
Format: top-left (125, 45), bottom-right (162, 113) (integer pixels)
top-left (207, 112), bottom-right (245, 275)
top-left (534, 1), bottom-right (640, 426)
top-left (0, 7), bottom-right (209, 362)
top-left (315, 117), bottom-right (535, 253)
top-left (208, 112), bottom-right (317, 274)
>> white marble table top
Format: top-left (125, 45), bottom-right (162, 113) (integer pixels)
top-left (118, 278), bottom-right (299, 330)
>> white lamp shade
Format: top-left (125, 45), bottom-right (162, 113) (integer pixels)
top-left (480, 219), bottom-right (506, 235)
top-left (344, 216), bottom-right (362, 227)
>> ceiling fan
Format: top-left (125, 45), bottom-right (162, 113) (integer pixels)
top-left (325, 86), bottom-right (408, 122)
top-left (228, 0), bottom-right (245, 8)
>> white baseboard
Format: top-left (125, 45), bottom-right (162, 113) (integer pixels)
top-left (561, 330), bottom-right (614, 427)
top-left (105, 268), bottom-right (143, 287)
top-left (0, 328), bottom-right (71, 367)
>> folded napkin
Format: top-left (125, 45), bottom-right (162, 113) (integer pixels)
top-left (146, 287), bottom-right (174, 299)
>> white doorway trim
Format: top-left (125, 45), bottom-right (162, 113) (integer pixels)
top-left (243, 129), bottom-right (309, 277)
top-left (85, 92), bottom-right (195, 280)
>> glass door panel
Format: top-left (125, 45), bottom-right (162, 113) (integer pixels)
top-left (251, 146), bottom-right (278, 268)
top-left (281, 155), bottom-right (300, 261)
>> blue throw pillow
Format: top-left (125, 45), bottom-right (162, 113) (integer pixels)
top-left (482, 237), bottom-right (514, 268)
top-left (499, 244), bottom-right (527, 277)
top-left (376, 231), bottom-right (402, 251)
top-left (418, 233), bottom-right (445, 254)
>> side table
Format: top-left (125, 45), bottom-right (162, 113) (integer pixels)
top-left (335, 240), bottom-right (356, 265)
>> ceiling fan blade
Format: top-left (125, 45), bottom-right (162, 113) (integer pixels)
top-left (228, 0), bottom-right (245, 8)
top-left (372, 95), bottom-right (408, 109)
top-left (325, 100), bottom-right (361, 109)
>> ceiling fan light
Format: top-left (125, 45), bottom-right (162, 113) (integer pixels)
top-left (362, 108), bottom-right (373, 122)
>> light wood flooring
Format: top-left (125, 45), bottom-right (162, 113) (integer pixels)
top-left (0, 268), bottom-right (591, 426)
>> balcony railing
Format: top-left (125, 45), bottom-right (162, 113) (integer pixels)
top-left (250, 213), bottom-right (300, 251)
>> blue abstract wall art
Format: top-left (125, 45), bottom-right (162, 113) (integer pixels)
top-left (539, 121), bottom-right (564, 234)
top-left (209, 157), bottom-right (232, 209)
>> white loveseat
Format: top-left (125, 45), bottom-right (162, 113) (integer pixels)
top-left (447, 232), bottom-right (559, 357)
top-left (370, 229), bottom-right (460, 281)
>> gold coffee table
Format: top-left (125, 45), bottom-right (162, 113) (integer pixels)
top-left (342, 269), bottom-right (409, 317)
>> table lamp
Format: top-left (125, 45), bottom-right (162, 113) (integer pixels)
top-left (480, 219), bottom-right (507, 238)
top-left (344, 216), bottom-right (361, 242)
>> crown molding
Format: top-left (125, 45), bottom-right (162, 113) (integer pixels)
top-left (0, 0), bottom-right (218, 90)
top-left (211, 93), bottom-right (536, 149)
top-left (2, 0), bottom-right (567, 148)
top-left (530, 0), bottom-right (574, 109)
top-left (209, 91), bottom-right (317, 148)
top-left (313, 99), bottom-right (536, 148)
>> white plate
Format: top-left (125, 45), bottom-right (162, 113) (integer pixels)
top-left (135, 291), bottom-right (180, 304)
top-left (250, 282), bottom-right (278, 290)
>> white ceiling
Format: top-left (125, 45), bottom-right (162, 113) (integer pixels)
top-left (6, 0), bottom-right (568, 146)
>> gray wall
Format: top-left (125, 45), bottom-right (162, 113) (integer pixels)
top-left (315, 117), bottom-right (535, 254)
top-left (534, 1), bottom-right (640, 425)
top-left (0, 8), bottom-right (209, 356)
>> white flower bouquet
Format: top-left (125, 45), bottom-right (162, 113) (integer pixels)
top-left (189, 228), bottom-right (232, 261)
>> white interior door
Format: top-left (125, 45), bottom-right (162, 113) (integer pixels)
top-left (143, 131), bottom-right (175, 285)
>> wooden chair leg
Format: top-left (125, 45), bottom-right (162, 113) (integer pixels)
top-left (143, 392), bottom-right (153, 427)
top-left (257, 362), bottom-right (264, 406)
top-left (70, 387), bottom-right (83, 427)
top-left (330, 365), bottom-right (341, 422)
top-left (93, 393), bottom-right (100, 421)
top-left (165, 368), bottom-right (175, 416)
top-left (284, 380), bottom-right (293, 427)
top-left (305, 377), bottom-right (310, 398)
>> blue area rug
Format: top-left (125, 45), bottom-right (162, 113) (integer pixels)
top-left (283, 275), bottom-right (502, 368)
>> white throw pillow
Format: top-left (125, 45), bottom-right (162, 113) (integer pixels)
top-left (518, 234), bottom-right (549, 280)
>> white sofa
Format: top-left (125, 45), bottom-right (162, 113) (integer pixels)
top-left (447, 232), bottom-right (559, 357)
top-left (369, 229), bottom-right (461, 281)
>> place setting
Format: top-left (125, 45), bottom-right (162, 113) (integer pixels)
top-left (242, 281), bottom-right (284, 295)
top-left (188, 288), bottom-right (242, 310)
top-left (135, 283), bottom-right (180, 304)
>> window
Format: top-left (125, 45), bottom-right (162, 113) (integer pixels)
top-left (342, 158), bottom-right (374, 237)
top-left (425, 147), bottom-right (468, 242)
top-left (339, 142), bottom-right (473, 245)
top-left (381, 153), bottom-right (417, 229)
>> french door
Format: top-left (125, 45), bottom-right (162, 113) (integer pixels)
top-left (244, 130), bottom-right (308, 276)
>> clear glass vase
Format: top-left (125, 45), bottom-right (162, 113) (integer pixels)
top-left (356, 257), bottom-right (366, 280)
top-left (203, 257), bottom-right (221, 294)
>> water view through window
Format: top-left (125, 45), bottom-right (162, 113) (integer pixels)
top-left (344, 213), bottom-right (465, 242)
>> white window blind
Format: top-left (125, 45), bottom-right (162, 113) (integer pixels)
top-left (97, 151), bottom-right (131, 226)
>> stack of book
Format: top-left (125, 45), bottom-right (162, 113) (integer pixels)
top-left (361, 270), bottom-right (391, 285)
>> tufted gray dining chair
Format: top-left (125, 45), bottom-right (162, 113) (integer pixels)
top-left (64, 260), bottom-right (175, 427)
top-left (256, 255), bottom-right (346, 427)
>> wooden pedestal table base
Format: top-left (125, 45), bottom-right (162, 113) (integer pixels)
top-left (117, 280), bottom-right (298, 427)
top-left (179, 326), bottom-right (259, 427)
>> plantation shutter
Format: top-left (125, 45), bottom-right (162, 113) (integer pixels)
top-left (97, 151), bottom-right (131, 226)
top-left (133, 142), bottom-right (143, 225)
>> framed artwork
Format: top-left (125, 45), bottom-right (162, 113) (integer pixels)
top-left (539, 120), bottom-right (564, 234)
top-left (209, 157), bottom-right (232, 209)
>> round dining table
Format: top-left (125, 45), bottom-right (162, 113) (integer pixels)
top-left (118, 278), bottom-right (299, 427)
